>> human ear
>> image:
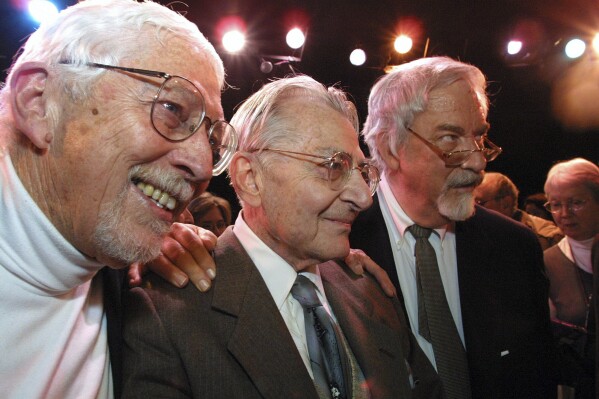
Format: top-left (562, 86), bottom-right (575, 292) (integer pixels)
top-left (10, 62), bottom-right (53, 150)
top-left (378, 136), bottom-right (400, 172)
top-left (230, 153), bottom-right (262, 207)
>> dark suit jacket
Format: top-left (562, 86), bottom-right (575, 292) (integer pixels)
top-left (121, 228), bottom-right (442, 398)
top-left (350, 196), bottom-right (558, 399)
top-left (101, 267), bottom-right (126, 399)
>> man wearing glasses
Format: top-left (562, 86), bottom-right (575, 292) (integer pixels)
top-left (0, 0), bottom-right (234, 397)
top-left (473, 171), bottom-right (563, 250)
top-left (122, 75), bottom-right (442, 398)
top-left (350, 56), bottom-right (558, 398)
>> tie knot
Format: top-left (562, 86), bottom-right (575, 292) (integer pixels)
top-left (409, 224), bottom-right (433, 239)
top-left (291, 275), bottom-right (322, 308)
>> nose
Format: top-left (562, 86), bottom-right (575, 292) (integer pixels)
top-left (461, 138), bottom-right (487, 173)
top-left (340, 169), bottom-right (373, 212)
top-left (169, 127), bottom-right (214, 184)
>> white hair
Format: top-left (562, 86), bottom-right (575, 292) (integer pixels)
top-left (0, 0), bottom-right (224, 122)
top-left (362, 56), bottom-right (488, 173)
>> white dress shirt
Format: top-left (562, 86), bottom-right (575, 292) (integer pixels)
top-left (232, 212), bottom-right (337, 378)
top-left (377, 177), bottom-right (466, 369)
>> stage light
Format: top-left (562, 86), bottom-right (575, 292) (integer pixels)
top-left (564, 38), bottom-right (586, 59)
top-left (506, 40), bottom-right (523, 55)
top-left (349, 48), bottom-right (366, 66)
top-left (222, 30), bottom-right (245, 53)
top-left (286, 28), bottom-right (305, 49)
top-left (28, 0), bottom-right (59, 24)
top-left (394, 35), bottom-right (413, 54)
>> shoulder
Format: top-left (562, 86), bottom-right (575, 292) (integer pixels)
top-left (319, 261), bottom-right (399, 321)
top-left (460, 205), bottom-right (540, 244)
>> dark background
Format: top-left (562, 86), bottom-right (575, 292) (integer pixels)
top-left (2, 0), bottom-right (598, 214)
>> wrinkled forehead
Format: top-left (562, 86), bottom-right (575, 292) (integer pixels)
top-left (427, 85), bottom-right (484, 114)
top-left (144, 33), bottom-right (223, 115)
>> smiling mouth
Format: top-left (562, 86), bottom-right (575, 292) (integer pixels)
top-left (135, 181), bottom-right (178, 210)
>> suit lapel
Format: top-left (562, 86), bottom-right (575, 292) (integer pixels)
top-left (350, 196), bottom-right (410, 323)
top-left (211, 230), bottom-right (318, 399)
top-left (321, 262), bottom-right (413, 398)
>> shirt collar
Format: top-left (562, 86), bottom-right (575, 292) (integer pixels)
top-left (232, 212), bottom-right (325, 308)
top-left (378, 176), bottom-right (449, 242)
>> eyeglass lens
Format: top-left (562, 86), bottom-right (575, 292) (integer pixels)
top-left (209, 121), bottom-right (237, 175)
top-left (326, 152), bottom-right (379, 195)
top-left (151, 77), bottom-right (237, 176)
top-left (445, 138), bottom-right (500, 165)
top-left (151, 76), bottom-right (205, 141)
top-left (545, 200), bottom-right (586, 213)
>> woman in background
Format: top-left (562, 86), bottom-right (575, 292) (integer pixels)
top-left (543, 157), bottom-right (599, 399)
top-left (188, 192), bottom-right (232, 237)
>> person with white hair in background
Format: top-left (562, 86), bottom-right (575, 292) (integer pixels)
top-left (544, 158), bottom-right (599, 399)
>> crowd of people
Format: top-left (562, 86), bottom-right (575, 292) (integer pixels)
top-left (0, 1), bottom-right (597, 398)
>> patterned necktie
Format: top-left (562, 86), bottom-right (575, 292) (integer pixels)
top-left (291, 275), bottom-right (347, 399)
top-left (408, 224), bottom-right (472, 399)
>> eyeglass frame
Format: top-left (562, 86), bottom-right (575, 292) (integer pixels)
top-left (59, 61), bottom-right (238, 175)
top-left (405, 126), bottom-right (502, 166)
top-left (543, 199), bottom-right (588, 214)
top-left (252, 148), bottom-right (381, 196)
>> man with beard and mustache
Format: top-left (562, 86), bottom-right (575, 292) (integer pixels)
top-left (0, 0), bottom-right (233, 397)
top-left (349, 56), bottom-right (558, 398)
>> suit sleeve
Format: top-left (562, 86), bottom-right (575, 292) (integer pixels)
top-left (121, 286), bottom-right (192, 399)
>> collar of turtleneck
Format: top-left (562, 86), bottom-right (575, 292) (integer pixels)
top-left (0, 152), bottom-right (105, 295)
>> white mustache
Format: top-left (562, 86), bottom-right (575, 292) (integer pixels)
top-left (446, 170), bottom-right (483, 189)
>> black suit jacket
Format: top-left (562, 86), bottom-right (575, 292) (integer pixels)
top-left (350, 196), bottom-right (557, 399)
top-left (121, 228), bottom-right (442, 398)
top-left (101, 267), bottom-right (125, 399)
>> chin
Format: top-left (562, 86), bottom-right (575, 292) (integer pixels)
top-left (93, 199), bottom-right (169, 267)
top-left (438, 190), bottom-right (476, 221)
top-left (320, 240), bottom-right (350, 262)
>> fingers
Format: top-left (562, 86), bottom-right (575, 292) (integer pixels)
top-left (344, 248), bottom-right (396, 297)
top-left (159, 223), bottom-right (217, 292)
top-left (344, 248), bottom-right (366, 275)
top-left (145, 252), bottom-right (190, 288)
top-left (128, 262), bottom-right (146, 287)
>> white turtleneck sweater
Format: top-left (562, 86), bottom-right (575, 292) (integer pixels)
top-left (0, 152), bottom-right (112, 398)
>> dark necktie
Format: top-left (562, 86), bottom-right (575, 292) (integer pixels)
top-left (408, 224), bottom-right (472, 399)
top-left (291, 275), bottom-right (347, 399)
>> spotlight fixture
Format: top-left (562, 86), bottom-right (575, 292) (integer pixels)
top-left (259, 55), bottom-right (301, 74)
top-left (260, 60), bottom-right (274, 74)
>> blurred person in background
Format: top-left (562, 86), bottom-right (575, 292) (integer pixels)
top-left (474, 171), bottom-right (563, 250)
top-left (188, 192), bottom-right (232, 237)
top-left (543, 158), bottom-right (599, 399)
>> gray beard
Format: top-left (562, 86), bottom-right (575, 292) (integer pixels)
top-left (437, 169), bottom-right (482, 221)
top-left (92, 187), bottom-right (170, 267)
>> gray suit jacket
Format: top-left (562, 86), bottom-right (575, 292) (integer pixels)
top-left (122, 228), bottom-right (441, 398)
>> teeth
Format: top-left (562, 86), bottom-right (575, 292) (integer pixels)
top-left (136, 181), bottom-right (178, 210)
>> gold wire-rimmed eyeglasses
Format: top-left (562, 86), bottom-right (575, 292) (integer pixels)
top-left (59, 62), bottom-right (238, 176)
top-left (406, 126), bottom-right (502, 167)
top-left (544, 199), bottom-right (588, 214)
top-left (253, 148), bottom-right (380, 196)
